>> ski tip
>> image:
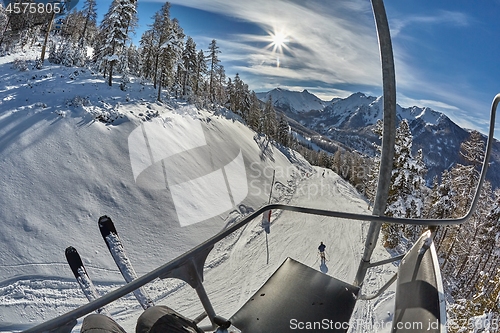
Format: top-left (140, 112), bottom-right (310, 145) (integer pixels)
top-left (65, 246), bottom-right (78, 257)
top-left (98, 215), bottom-right (111, 225)
top-left (98, 215), bottom-right (118, 236)
top-left (65, 246), bottom-right (85, 277)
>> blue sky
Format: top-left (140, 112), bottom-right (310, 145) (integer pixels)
top-left (80, 0), bottom-right (500, 135)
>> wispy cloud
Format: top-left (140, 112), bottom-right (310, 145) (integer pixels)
top-left (150, 0), bottom-right (382, 91)
top-left (397, 85), bottom-right (492, 135)
top-left (391, 10), bottom-right (471, 37)
top-left (145, 0), bottom-right (492, 135)
top-left (387, 9), bottom-right (492, 134)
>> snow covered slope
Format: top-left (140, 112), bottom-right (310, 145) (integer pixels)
top-left (0, 52), bottom-right (395, 332)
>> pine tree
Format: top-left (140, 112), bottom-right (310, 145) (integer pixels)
top-left (436, 131), bottom-right (497, 300)
top-left (95, 0), bottom-right (137, 86)
top-left (248, 92), bottom-right (262, 131)
top-left (213, 64), bottom-right (226, 104)
top-left (206, 39), bottom-right (220, 103)
top-left (80, 0), bottom-right (97, 46)
top-left (382, 120), bottom-right (427, 248)
top-left (48, 40), bottom-right (60, 64)
top-left (430, 170), bottom-right (456, 253)
top-left (441, 131), bottom-right (485, 273)
top-left (72, 44), bottom-right (87, 67)
top-left (60, 39), bottom-right (74, 66)
top-left (448, 269), bottom-right (500, 333)
top-left (366, 119), bottom-right (383, 208)
top-left (458, 181), bottom-right (496, 292)
top-left (230, 73), bottom-right (243, 115)
top-left (61, 10), bottom-right (85, 43)
top-left (479, 190), bottom-right (500, 278)
top-left (148, 2), bottom-right (171, 96)
top-left (168, 18), bottom-right (185, 98)
top-left (139, 30), bottom-right (155, 80)
top-left (277, 113), bottom-right (289, 146)
top-left (181, 36), bottom-right (197, 97)
top-left (349, 153), bottom-right (367, 192)
top-left (262, 97), bottom-right (277, 139)
top-left (193, 49), bottom-right (205, 96)
top-left (454, 180), bottom-right (492, 275)
top-left (332, 149), bottom-right (343, 177)
top-left (318, 151), bottom-right (329, 168)
top-left (0, 4), bottom-right (7, 41)
top-left (125, 44), bottom-right (141, 76)
top-left (148, 4), bottom-right (184, 101)
top-left (428, 170), bottom-right (455, 220)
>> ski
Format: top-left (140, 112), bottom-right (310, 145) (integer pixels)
top-left (98, 215), bottom-right (154, 310)
top-left (65, 246), bottom-right (109, 315)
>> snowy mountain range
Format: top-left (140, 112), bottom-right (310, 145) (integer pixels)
top-left (258, 88), bottom-right (500, 186)
top-left (256, 88), bottom-right (335, 113)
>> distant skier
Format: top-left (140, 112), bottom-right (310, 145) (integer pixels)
top-left (322, 170), bottom-right (325, 178)
top-left (318, 242), bottom-right (326, 263)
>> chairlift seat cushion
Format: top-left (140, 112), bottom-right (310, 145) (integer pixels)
top-left (392, 232), bottom-right (445, 333)
top-left (230, 257), bottom-right (359, 332)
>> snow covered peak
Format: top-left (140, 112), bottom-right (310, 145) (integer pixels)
top-left (320, 92), bottom-right (381, 128)
top-left (351, 92), bottom-right (368, 99)
top-left (257, 87), bottom-right (452, 130)
top-left (256, 88), bottom-right (327, 113)
top-left (397, 105), bottom-right (449, 126)
top-left (415, 107), bottom-right (444, 125)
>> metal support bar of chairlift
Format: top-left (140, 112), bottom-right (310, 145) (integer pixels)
top-left (367, 253), bottom-right (405, 268)
top-left (355, 253), bottom-right (405, 301)
top-left (359, 229), bottom-right (436, 301)
top-left (358, 273), bottom-right (398, 301)
top-left (354, 0), bottom-right (397, 288)
top-left (193, 311), bottom-right (208, 324)
top-left (194, 283), bottom-right (218, 330)
top-left (157, 245), bottom-right (223, 330)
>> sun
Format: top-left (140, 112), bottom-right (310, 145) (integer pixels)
top-left (270, 31), bottom-right (288, 52)
top-left (268, 30), bottom-right (289, 54)
top-left (265, 28), bottom-right (290, 67)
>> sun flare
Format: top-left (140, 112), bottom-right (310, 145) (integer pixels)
top-left (266, 28), bottom-right (290, 67)
top-left (268, 29), bottom-right (289, 55)
top-left (271, 31), bottom-right (288, 51)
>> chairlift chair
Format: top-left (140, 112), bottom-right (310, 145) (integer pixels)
top-left (21, 0), bottom-right (500, 331)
